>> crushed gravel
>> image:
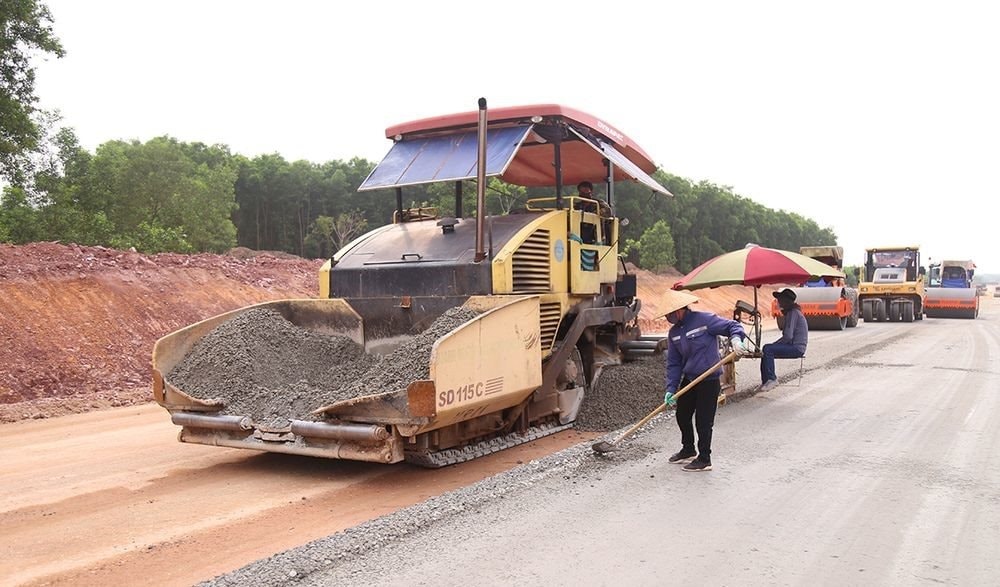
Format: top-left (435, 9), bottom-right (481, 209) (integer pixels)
top-left (167, 306), bottom-right (480, 427)
top-left (574, 356), bottom-right (665, 431)
top-left (335, 307), bottom-right (480, 399)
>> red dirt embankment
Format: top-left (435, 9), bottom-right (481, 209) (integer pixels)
top-left (0, 243), bottom-right (324, 422)
top-left (0, 243), bottom-right (774, 423)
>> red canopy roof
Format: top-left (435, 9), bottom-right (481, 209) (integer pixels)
top-left (366, 104), bottom-right (668, 192)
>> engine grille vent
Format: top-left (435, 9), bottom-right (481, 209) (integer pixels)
top-left (539, 301), bottom-right (562, 352)
top-left (512, 229), bottom-right (551, 293)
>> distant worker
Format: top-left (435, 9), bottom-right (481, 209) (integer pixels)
top-left (574, 181), bottom-right (597, 212)
top-left (760, 288), bottom-right (808, 392)
top-left (662, 289), bottom-right (750, 472)
top-left (575, 181), bottom-right (611, 216)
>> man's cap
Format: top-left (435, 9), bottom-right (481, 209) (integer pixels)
top-left (773, 288), bottom-right (797, 302)
top-left (661, 289), bottom-right (701, 315)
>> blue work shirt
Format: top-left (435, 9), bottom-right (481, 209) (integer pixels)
top-left (776, 305), bottom-right (809, 354)
top-left (665, 309), bottom-right (746, 393)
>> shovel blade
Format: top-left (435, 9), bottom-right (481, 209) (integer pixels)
top-left (591, 441), bottom-right (619, 454)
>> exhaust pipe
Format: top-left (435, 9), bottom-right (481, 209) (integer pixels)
top-left (475, 97), bottom-right (487, 262)
top-left (290, 420), bottom-right (391, 442)
top-left (171, 412), bottom-right (252, 431)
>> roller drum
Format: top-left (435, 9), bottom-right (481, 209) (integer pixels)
top-left (793, 288), bottom-right (844, 304)
top-left (793, 287), bottom-right (849, 330)
top-left (925, 307), bottom-right (979, 319)
top-left (805, 315), bottom-right (847, 330)
top-left (924, 288), bottom-right (978, 319)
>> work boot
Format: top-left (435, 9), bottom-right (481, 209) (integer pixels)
top-left (668, 449), bottom-right (696, 464)
top-left (759, 379), bottom-right (779, 392)
top-left (683, 458), bottom-right (712, 472)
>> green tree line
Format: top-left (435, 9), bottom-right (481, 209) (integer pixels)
top-left (613, 173), bottom-right (838, 272)
top-left (0, 130), bottom-right (837, 270)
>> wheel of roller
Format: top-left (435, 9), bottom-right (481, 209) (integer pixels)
top-left (846, 290), bottom-right (859, 327)
top-left (862, 301), bottom-right (874, 322)
top-left (889, 303), bottom-right (902, 322)
top-left (902, 303), bottom-right (914, 322)
top-left (877, 301), bottom-right (888, 321)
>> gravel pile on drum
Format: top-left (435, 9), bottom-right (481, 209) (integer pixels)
top-left (168, 306), bottom-right (480, 427)
top-left (573, 356), bottom-right (665, 431)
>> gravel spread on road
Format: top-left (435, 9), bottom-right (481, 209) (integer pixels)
top-left (168, 306), bottom-right (479, 427)
top-left (198, 430), bottom-right (661, 587)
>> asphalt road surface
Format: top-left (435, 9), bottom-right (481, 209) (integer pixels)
top-left (223, 298), bottom-right (1000, 586)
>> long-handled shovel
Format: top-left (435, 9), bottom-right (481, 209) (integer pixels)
top-left (591, 351), bottom-right (738, 454)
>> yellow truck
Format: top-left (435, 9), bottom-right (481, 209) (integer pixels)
top-left (857, 246), bottom-right (925, 322)
top-left (152, 101), bottom-right (673, 466)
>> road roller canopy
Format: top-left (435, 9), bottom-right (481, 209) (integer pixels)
top-left (799, 246), bottom-right (843, 265)
top-left (358, 104), bottom-right (672, 197)
top-left (940, 260), bottom-right (975, 271)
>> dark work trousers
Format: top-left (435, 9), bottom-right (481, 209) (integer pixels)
top-left (674, 376), bottom-right (722, 462)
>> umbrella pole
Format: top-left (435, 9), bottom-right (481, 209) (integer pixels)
top-left (753, 286), bottom-right (762, 352)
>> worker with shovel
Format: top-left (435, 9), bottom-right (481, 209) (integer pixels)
top-left (662, 289), bottom-right (750, 472)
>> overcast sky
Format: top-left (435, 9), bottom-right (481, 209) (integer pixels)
top-left (33, 0), bottom-right (1000, 272)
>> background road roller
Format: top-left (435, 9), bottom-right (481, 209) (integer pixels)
top-left (771, 246), bottom-right (859, 330)
top-left (153, 101), bottom-right (674, 467)
top-left (857, 245), bottom-right (925, 322)
top-left (925, 259), bottom-right (979, 319)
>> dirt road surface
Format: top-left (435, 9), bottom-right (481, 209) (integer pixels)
top-left (219, 300), bottom-right (1000, 586)
top-left (0, 408), bottom-right (596, 586)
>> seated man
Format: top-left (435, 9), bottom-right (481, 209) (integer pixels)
top-left (574, 181), bottom-right (612, 214)
top-left (574, 181), bottom-right (598, 211)
top-left (760, 288), bottom-right (807, 392)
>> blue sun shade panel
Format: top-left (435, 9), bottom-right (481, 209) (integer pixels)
top-left (358, 125), bottom-right (531, 191)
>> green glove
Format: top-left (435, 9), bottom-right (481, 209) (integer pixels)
top-left (664, 390), bottom-right (676, 406)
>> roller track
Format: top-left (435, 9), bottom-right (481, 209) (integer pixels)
top-left (404, 421), bottom-right (574, 468)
